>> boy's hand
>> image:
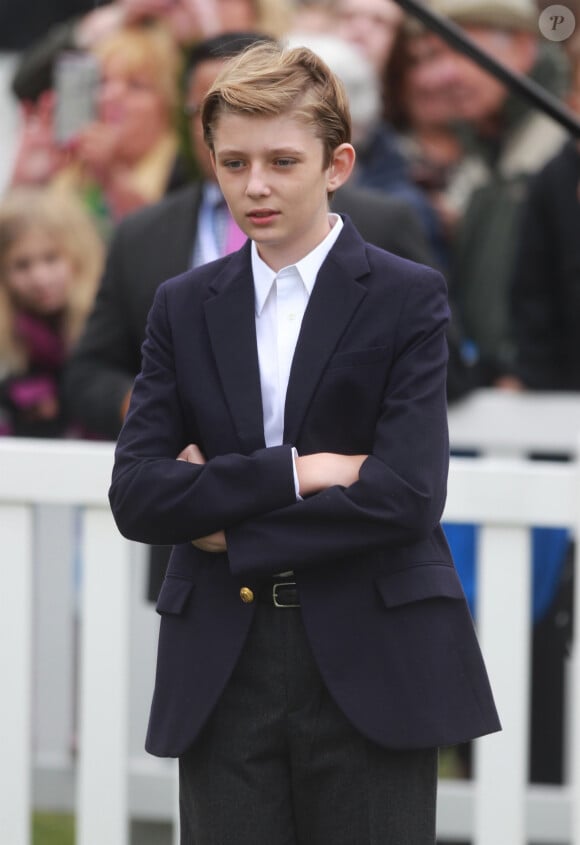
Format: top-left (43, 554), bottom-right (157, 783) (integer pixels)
top-left (296, 453), bottom-right (367, 497)
top-left (192, 530), bottom-right (227, 553)
top-left (177, 443), bottom-right (206, 465)
top-left (176, 443), bottom-right (227, 553)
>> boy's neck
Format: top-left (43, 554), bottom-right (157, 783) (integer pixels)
top-left (255, 213), bottom-right (336, 273)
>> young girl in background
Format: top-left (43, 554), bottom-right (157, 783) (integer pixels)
top-left (0, 187), bottom-right (103, 437)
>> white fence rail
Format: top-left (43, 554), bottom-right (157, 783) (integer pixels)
top-left (2, 389), bottom-right (580, 844)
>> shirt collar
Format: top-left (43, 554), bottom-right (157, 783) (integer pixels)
top-left (252, 214), bottom-right (344, 316)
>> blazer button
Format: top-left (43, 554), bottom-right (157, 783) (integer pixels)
top-left (240, 587), bottom-right (254, 604)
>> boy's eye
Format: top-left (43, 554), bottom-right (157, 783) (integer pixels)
top-left (223, 160), bottom-right (245, 170)
top-left (274, 158), bottom-right (296, 168)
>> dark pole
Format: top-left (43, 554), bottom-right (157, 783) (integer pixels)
top-left (393, 0), bottom-right (580, 138)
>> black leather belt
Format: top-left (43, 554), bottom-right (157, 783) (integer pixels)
top-left (260, 580), bottom-right (300, 608)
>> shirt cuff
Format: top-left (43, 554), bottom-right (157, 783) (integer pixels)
top-left (291, 447), bottom-right (302, 501)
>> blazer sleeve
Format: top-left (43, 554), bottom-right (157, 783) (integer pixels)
top-left (225, 267), bottom-right (451, 577)
top-left (108, 282), bottom-right (298, 545)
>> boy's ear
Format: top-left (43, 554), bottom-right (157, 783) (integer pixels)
top-left (327, 143), bottom-right (356, 192)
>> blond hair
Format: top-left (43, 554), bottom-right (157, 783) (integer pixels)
top-left (201, 41), bottom-right (351, 168)
top-left (0, 188), bottom-right (104, 376)
top-left (254, 0), bottom-right (293, 38)
top-left (93, 22), bottom-right (182, 115)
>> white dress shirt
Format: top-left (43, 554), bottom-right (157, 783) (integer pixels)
top-left (251, 214), bottom-right (344, 450)
top-left (252, 214), bottom-right (344, 578)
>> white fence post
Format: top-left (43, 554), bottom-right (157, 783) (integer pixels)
top-left (474, 524), bottom-right (531, 845)
top-left (34, 504), bottom-right (77, 803)
top-left (77, 507), bottom-right (132, 845)
top-left (0, 505), bottom-right (33, 845)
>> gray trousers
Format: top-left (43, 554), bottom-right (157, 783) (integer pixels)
top-left (179, 602), bottom-right (437, 845)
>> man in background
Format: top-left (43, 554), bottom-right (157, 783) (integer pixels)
top-left (429, 0), bottom-right (567, 376)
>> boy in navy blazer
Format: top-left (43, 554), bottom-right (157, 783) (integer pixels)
top-left (109, 41), bottom-right (499, 844)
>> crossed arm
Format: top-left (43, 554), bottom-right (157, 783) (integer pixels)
top-left (110, 267), bottom-right (450, 575)
top-left (177, 442), bottom-right (367, 552)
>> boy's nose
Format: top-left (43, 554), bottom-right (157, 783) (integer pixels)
top-left (245, 165), bottom-right (270, 197)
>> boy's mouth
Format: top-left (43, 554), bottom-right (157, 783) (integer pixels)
top-left (247, 209), bottom-right (279, 224)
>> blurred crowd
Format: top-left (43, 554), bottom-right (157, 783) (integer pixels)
top-left (1, 0), bottom-right (579, 433)
top-left (1, 0), bottom-right (580, 794)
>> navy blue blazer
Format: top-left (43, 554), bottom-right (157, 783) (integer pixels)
top-left (109, 216), bottom-right (500, 757)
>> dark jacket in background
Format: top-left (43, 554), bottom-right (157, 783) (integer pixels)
top-left (510, 141), bottom-right (580, 390)
top-left (449, 45), bottom-right (567, 373)
top-left (0, 0), bottom-right (109, 51)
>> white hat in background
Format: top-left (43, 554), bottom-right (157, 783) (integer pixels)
top-left (429, 0), bottom-right (537, 31)
top-left (285, 33), bottom-right (382, 143)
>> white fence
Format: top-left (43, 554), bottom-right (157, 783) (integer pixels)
top-left (2, 388), bottom-right (580, 844)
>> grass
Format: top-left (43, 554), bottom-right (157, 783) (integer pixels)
top-left (439, 746), bottom-right (468, 779)
top-left (33, 813), bottom-right (74, 845)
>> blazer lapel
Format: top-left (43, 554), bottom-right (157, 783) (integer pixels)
top-left (284, 219), bottom-right (370, 445)
top-left (204, 244), bottom-right (266, 453)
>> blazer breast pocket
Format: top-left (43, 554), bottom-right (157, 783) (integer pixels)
top-left (306, 346), bottom-right (391, 451)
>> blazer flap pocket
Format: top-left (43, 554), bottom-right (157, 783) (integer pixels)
top-left (376, 564), bottom-right (465, 609)
top-left (156, 576), bottom-right (194, 616)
